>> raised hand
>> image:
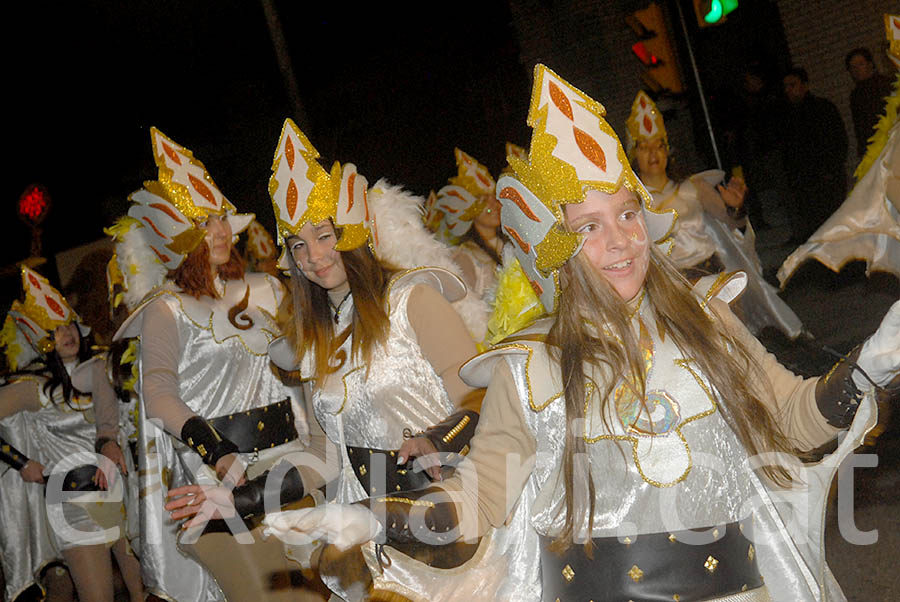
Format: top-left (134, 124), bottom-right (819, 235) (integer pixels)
top-left (856, 300), bottom-right (900, 390)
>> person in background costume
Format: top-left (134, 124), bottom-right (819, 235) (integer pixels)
top-left (107, 127), bottom-right (318, 602)
top-left (264, 65), bottom-right (900, 602)
top-left (779, 15), bottom-right (900, 288)
top-left (0, 267), bottom-right (143, 602)
top-left (626, 90), bottom-right (804, 339)
top-left (427, 149), bottom-right (504, 307)
top-left (244, 217), bottom-right (282, 277)
top-left (168, 119), bottom-right (504, 602)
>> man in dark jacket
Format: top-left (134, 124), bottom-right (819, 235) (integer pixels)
top-left (845, 47), bottom-right (894, 157)
top-left (781, 67), bottom-right (848, 243)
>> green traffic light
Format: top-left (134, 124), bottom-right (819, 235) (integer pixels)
top-left (704, 0), bottom-right (723, 23)
top-left (722, 0), bottom-right (738, 15)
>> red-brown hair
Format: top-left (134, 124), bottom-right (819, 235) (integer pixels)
top-left (168, 242), bottom-right (245, 298)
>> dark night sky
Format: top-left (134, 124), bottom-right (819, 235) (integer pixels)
top-left (4, 0), bottom-right (530, 303)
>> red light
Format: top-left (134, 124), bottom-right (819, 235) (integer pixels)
top-left (18, 184), bottom-right (51, 225)
top-left (631, 42), bottom-right (660, 67)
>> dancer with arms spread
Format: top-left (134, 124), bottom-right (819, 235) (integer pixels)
top-left (266, 65), bottom-right (899, 602)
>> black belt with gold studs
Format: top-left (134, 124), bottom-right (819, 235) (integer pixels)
top-left (538, 519), bottom-right (763, 602)
top-left (209, 398), bottom-right (298, 453)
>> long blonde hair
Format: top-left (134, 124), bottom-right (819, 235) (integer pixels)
top-left (545, 246), bottom-right (795, 550)
top-left (281, 229), bottom-right (393, 384)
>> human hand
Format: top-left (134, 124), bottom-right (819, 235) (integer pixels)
top-left (717, 176), bottom-right (747, 209)
top-left (19, 460), bottom-right (46, 484)
top-left (397, 436), bottom-right (442, 481)
top-left (214, 452), bottom-right (247, 487)
top-left (263, 504), bottom-right (382, 551)
top-left (165, 483), bottom-right (237, 528)
top-left (856, 300), bottom-right (900, 390)
top-left (93, 440), bottom-right (127, 490)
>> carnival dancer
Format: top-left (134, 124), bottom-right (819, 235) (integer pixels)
top-left (427, 149), bottom-right (504, 309)
top-left (0, 266), bottom-right (143, 602)
top-left (167, 119), bottom-right (504, 601)
top-left (778, 14), bottom-right (900, 288)
top-left (107, 127), bottom-right (318, 602)
top-left (244, 217), bottom-right (282, 277)
top-left (626, 90), bottom-right (804, 339)
top-left (264, 65), bottom-right (900, 602)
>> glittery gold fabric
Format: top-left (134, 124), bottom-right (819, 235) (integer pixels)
top-left (268, 119), bottom-right (374, 253)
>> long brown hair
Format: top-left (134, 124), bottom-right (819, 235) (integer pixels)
top-left (545, 246), bottom-right (795, 550)
top-left (168, 242), bottom-right (245, 298)
top-left (282, 231), bottom-right (393, 384)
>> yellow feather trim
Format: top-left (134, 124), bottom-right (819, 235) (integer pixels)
top-left (0, 314), bottom-right (23, 371)
top-left (854, 74), bottom-right (900, 183)
top-left (103, 216), bottom-right (141, 241)
top-left (121, 339), bottom-right (140, 393)
top-left (485, 258), bottom-right (546, 346)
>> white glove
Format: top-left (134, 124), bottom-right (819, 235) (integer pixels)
top-left (263, 503), bottom-right (383, 551)
top-left (855, 300), bottom-right (900, 389)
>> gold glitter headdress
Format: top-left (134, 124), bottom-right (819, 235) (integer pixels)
top-left (497, 64), bottom-right (675, 314)
top-left (246, 219), bottom-right (277, 262)
top-left (887, 14), bottom-right (900, 68)
top-left (1, 267), bottom-right (86, 370)
top-left (268, 118), bottom-right (375, 269)
top-left (505, 142), bottom-right (527, 162)
top-left (434, 149), bottom-right (496, 243)
top-left (449, 148), bottom-right (496, 197)
top-left (106, 128), bottom-right (254, 310)
top-left (127, 128), bottom-right (254, 270)
top-left (624, 90), bottom-right (668, 157)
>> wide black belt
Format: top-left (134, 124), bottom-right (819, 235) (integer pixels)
top-left (346, 446), bottom-right (432, 496)
top-left (209, 398), bottom-right (298, 453)
top-left (61, 464), bottom-right (101, 492)
top-left (539, 520), bottom-right (763, 602)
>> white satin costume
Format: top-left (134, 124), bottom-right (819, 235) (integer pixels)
top-left (115, 272), bottom-right (308, 602)
top-left (452, 241), bottom-right (499, 306)
top-left (289, 268), bottom-right (511, 602)
top-left (441, 276), bottom-right (876, 602)
top-left (648, 173), bottom-right (804, 338)
top-left (0, 363), bottom-right (138, 602)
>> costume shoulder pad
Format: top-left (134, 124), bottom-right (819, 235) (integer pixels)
top-left (388, 266), bottom-right (466, 303)
top-left (692, 271), bottom-right (747, 309)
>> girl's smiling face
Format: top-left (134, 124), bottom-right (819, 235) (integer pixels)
top-left (565, 187), bottom-right (650, 302)
top-left (288, 220), bottom-right (348, 291)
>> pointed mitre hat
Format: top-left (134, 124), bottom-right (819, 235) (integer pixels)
top-left (496, 65), bottom-right (675, 313)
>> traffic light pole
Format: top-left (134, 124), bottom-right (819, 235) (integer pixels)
top-left (674, 0), bottom-right (722, 170)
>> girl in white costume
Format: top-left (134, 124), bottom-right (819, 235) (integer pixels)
top-left (627, 91), bottom-right (804, 339)
top-left (427, 149), bottom-right (505, 312)
top-left (265, 66), bottom-right (900, 602)
top-left (108, 128), bottom-right (318, 602)
top-left (0, 267), bottom-right (143, 602)
top-left (168, 119), bottom-right (503, 602)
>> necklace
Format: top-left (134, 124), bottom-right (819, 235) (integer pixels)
top-left (329, 291), bottom-right (352, 324)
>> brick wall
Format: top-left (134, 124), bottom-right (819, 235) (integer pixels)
top-left (776, 0), bottom-right (896, 166)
